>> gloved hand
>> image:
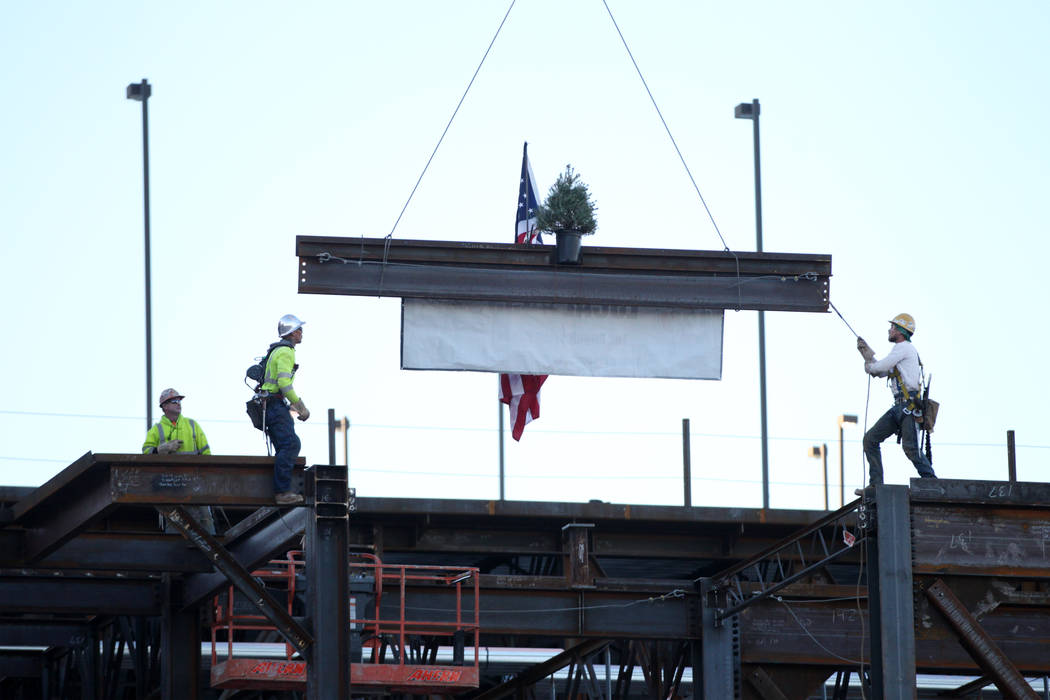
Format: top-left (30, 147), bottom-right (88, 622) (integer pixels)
top-left (292, 400), bottom-right (310, 421)
top-left (857, 337), bottom-right (875, 362)
top-left (157, 439), bottom-right (183, 454)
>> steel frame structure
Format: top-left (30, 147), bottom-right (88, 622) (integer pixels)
top-left (4, 455), bottom-right (1050, 698)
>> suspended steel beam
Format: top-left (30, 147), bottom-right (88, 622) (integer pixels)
top-left (296, 236), bottom-right (831, 313)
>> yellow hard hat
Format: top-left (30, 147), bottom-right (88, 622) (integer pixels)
top-left (889, 313), bottom-right (915, 335)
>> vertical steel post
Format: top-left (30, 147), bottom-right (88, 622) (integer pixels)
top-left (342, 417), bottom-right (349, 468)
top-left (327, 408), bottom-right (336, 465)
top-left (698, 578), bottom-right (740, 699)
top-left (864, 485), bottom-right (916, 699)
top-left (682, 418), bottom-right (692, 507)
top-left (498, 401), bottom-right (505, 500)
top-left (821, 443), bottom-right (828, 511)
top-left (160, 574), bottom-right (199, 700)
top-left (1007, 429), bottom-right (1017, 482)
top-left (306, 465), bottom-right (350, 700)
top-left (838, 425), bottom-right (845, 507)
top-left (79, 627), bottom-right (98, 700)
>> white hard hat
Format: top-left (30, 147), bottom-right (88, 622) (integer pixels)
top-left (277, 314), bottom-right (305, 338)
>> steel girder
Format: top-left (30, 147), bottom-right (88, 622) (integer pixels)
top-left (296, 236), bottom-right (832, 312)
top-left (305, 465), bottom-right (350, 700)
top-left (7, 452), bottom-right (306, 563)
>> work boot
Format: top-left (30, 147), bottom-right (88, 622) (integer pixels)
top-left (275, 491), bottom-right (305, 506)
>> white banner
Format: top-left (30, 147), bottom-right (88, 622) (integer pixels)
top-left (401, 299), bottom-right (723, 380)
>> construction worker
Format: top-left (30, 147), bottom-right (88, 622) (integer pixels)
top-left (856, 313), bottom-right (937, 486)
top-left (143, 388), bottom-right (216, 534)
top-left (261, 314), bottom-right (310, 505)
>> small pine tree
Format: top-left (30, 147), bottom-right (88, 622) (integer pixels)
top-left (536, 165), bottom-right (597, 235)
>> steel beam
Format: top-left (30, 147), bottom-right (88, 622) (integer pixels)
top-left (296, 236), bottom-right (831, 312)
top-left (306, 465), bottom-right (350, 700)
top-left (11, 453), bottom-right (306, 563)
top-left (912, 502), bottom-right (1050, 577)
top-left (910, 477), bottom-right (1050, 506)
top-left (699, 577), bottom-right (741, 699)
top-left (563, 523), bottom-right (595, 588)
top-left (157, 505), bottom-right (312, 655)
top-left (0, 573), bottom-right (161, 615)
top-left (0, 621), bottom-right (90, 647)
top-left (865, 485), bottom-right (916, 699)
top-left (472, 639), bottom-right (609, 700)
top-left (161, 575), bottom-right (198, 700)
top-left (180, 505), bottom-right (309, 608)
top-left (925, 578), bottom-right (1039, 699)
top-left (0, 650), bottom-right (43, 679)
top-left (33, 534), bottom-right (213, 573)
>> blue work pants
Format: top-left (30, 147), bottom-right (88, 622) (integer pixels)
top-left (863, 404), bottom-right (936, 486)
top-left (266, 399), bottom-right (301, 493)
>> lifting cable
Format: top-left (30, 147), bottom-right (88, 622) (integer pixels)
top-left (378, 0), bottom-right (517, 296)
top-left (600, 0), bottom-right (747, 309)
top-left (384, 0), bottom-right (518, 248)
top-left (601, 0), bottom-right (729, 254)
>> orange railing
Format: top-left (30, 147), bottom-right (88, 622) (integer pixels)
top-left (210, 551), bottom-right (480, 673)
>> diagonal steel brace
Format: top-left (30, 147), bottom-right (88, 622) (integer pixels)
top-left (156, 505), bottom-right (313, 658)
top-left (925, 579), bottom-right (1038, 700)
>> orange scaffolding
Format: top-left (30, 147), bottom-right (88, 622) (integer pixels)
top-left (210, 552), bottom-right (480, 693)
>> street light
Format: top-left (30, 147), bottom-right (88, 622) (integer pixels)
top-left (808, 444), bottom-right (828, 510)
top-left (126, 79), bottom-right (153, 430)
top-left (735, 99), bottom-right (768, 509)
top-left (838, 414), bottom-right (858, 506)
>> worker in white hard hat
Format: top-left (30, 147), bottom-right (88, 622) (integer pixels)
top-left (260, 314), bottom-right (310, 505)
top-left (856, 313), bottom-right (936, 486)
top-left (143, 388), bottom-right (216, 534)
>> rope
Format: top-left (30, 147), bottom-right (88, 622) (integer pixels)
top-left (384, 0), bottom-right (517, 244)
top-left (773, 596), bottom-right (865, 665)
top-left (599, 0), bottom-right (745, 308)
top-left (829, 300), bottom-right (861, 338)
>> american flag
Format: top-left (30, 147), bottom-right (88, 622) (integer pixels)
top-left (500, 142), bottom-right (548, 440)
top-left (514, 142), bottom-right (542, 244)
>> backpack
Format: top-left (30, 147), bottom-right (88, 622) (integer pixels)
top-left (245, 340), bottom-right (294, 430)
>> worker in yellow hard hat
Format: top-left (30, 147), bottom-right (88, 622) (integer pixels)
top-left (856, 313), bottom-right (936, 486)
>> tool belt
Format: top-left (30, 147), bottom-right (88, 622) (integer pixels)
top-left (892, 370), bottom-right (939, 432)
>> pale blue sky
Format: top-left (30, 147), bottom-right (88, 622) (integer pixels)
top-left (2, 1), bottom-right (1049, 508)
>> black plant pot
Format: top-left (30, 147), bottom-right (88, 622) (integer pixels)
top-left (554, 230), bottom-right (583, 265)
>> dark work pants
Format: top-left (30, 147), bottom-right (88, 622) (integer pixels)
top-left (863, 403), bottom-right (936, 486)
top-left (265, 399), bottom-right (301, 493)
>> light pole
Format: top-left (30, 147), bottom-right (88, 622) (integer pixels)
top-left (735, 98), bottom-right (768, 509)
top-left (838, 414), bottom-right (858, 506)
top-left (808, 444), bottom-right (828, 510)
top-left (126, 79), bottom-right (153, 430)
